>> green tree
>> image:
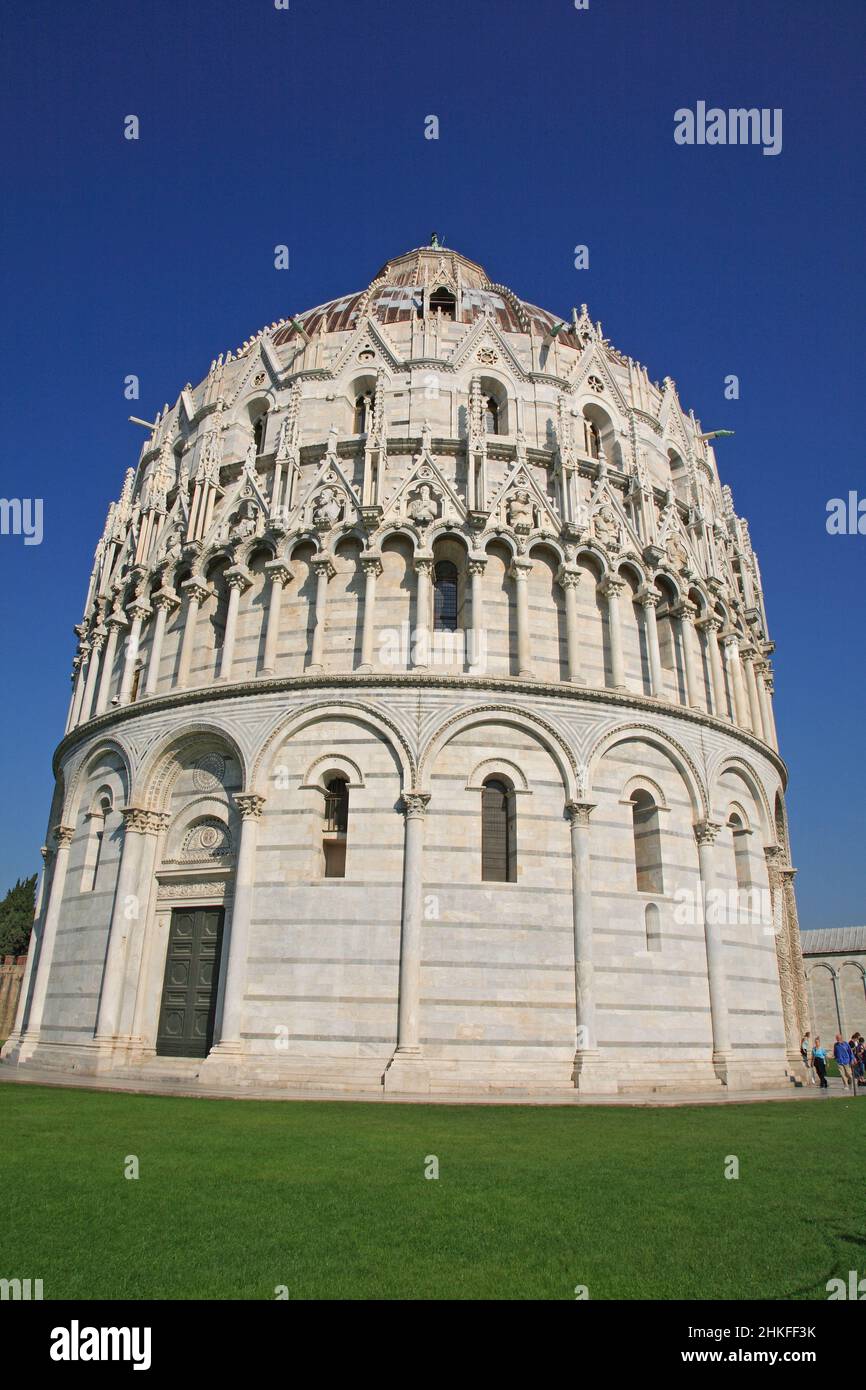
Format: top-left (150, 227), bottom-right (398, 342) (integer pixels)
top-left (0, 875), bottom-right (37, 957)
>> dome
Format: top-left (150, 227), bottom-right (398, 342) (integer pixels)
top-left (2, 241), bottom-right (807, 1102)
top-left (270, 242), bottom-right (579, 345)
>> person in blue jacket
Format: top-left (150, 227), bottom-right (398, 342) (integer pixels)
top-left (812, 1038), bottom-right (829, 1089)
top-left (833, 1034), bottom-right (854, 1091)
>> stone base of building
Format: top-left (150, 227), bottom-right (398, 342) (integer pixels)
top-left (1, 1039), bottom-right (796, 1099)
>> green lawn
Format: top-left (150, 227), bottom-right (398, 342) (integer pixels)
top-left (1, 1082), bottom-right (861, 1300)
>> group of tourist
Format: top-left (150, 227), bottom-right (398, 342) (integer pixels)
top-left (800, 1032), bottom-right (865, 1090)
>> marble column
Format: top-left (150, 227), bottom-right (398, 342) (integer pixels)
top-left (567, 801), bottom-right (598, 1068)
top-left (69, 645), bottom-right (91, 728)
top-left (22, 825), bottom-right (75, 1042)
top-left (674, 601), bottom-right (701, 709)
top-left (64, 658), bottom-right (83, 734)
top-left (79, 629), bottom-right (106, 724)
top-left (557, 565), bottom-right (585, 684)
top-left (695, 820), bottom-right (732, 1068)
top-left (781, 865), bottom-right (809, 1038)
top-left (765, 844), bottom-right (804, 1066)
top-left (413, 556), bottom-right (433, 670)
top-left (392, 791), bottom-right (431, 1059)
top-left (119, 600), bottom-right (151, 705)
top-left (260, 561), bottom-right (291, 676)
top-left (213, 794), bottom-right (265, 1053)
top-left (722, 633), bottom-right (750, 729)
top-left (7, 844), bottom-right (54, 1046)
top-left (358, 551), bottom-right (382, 672)
top-left (176, 578), bottom-right (210, 690)
top-left (145, 588), bottom-right (178, 697)
top-left (600, 575), bottom-right (626, 689)
top-left (509, 558), bottom-right (533, 678)
top-left (742, 650), bottom-right (764, 739)
top-left (699, 616), bottom-right (727, 719)
top-left (468, 554), bottom-right (487, 674)
top-left (758, 664), bottom-right (779, 750)
top-left (94, 808), bottom-right (167, 1045)
top-left (219, 566), bottom-right (251, 681)
top-left (95, 612), bottom-right (124, 715)
top-left (309, 557), bottom-right (335, 671)
top-left (638, 587), bottom-right (663, 697)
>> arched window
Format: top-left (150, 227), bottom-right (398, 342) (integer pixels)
top-left (645, 902), bottom-right (662, 952)
top-left (433, 560), bottom-right (458, 632)
top-left (429, 286), bottom-right (456, 320)
top-left (82, 793), bottom-right (112, 893)
top-left (668, 450), bottom-right (689, 504)
top-left (252, 412), bottom-right (267, 456)
top-left (323, 775), bottom-right (349, 878)
top-left (484, 396), bottom-right (500, 434)
top-left (481, 777), bottom-right (516, 883)
top-left (210, 573), bottom-right (229, 650)
top-left (728, 813), bottom-right (751, 892)
top-left (587, 419), bottom-right (601, 459)
top-left (631, 789), bottom-right (664, 893)
top-left (353, 393), bottom-right (373, 434)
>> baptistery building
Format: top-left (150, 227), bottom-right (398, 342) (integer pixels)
top-left (3, 243), bottom-right (808, 1095)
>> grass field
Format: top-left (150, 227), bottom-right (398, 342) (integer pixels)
top-left (1, 1082), bottom-right (862, 1300)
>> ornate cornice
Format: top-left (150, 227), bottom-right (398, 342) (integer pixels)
top-left (53, 667), bottom-right (789, 789)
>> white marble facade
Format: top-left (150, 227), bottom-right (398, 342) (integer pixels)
top-left (2, 244), bottom-right (808, 1095)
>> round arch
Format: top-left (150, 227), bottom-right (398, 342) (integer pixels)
top-left (134, 723), bottom-right (250, 811)
top-left (587, 723), bottom-right (707, 821)
top-left (251, 700), bottom-right (415, 796)
top-left (419, 704), bottom-right (578, 801)
top-left (708, 754), bottom-right (773, 842)
top-left (62, 736), bottom-right (134, 824)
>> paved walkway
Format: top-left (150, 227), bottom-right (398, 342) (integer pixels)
top-left (0, 1062), bottom-right (860, 1108)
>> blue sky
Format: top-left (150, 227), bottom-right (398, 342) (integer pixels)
top-left (0, 0), bottom-right (863, 927)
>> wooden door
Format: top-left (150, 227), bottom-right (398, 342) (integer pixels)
top-left (156, 907), bottom-right (224, 1057)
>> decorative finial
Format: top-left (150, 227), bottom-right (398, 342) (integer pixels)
top-left (430, 231), bottom-right (441, 249)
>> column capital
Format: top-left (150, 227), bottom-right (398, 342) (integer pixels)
top-left (234, 793), bottom-right (266, 821)
top-left (105, 606), bottom-right (129, 631)
top-left (671, 599), bottom-right (698, 624)
top-left (694, 819), bottom-right (722, 847)
top-left (696, 614), bottom-right (722, 634)
top-left (401, 791), bottom-right (431, 820)
top-left (508, 557), bottom-right (532, 581)
top-left (467, 553), bottom-right (488, 576)
top-left (152, 586), bottom-right (180, 613)
top-left (637, 585), bottom-right (661, 609)
top-left (264, 559), bottom-right (292, 587)
top-left (360, 551), bottom-right (383, 578)
top-left (224, 565), bottom-right (252, 593)
top-left (52, 824), bottom-right (76, 849)
top-left (414, 553), bottom-right (435, 576)
top-left (556, 563), bottom-right (582, 590)
top-left (599, 573), bottom-right (626, 598)
top-left (122, 806), bottom-right (171, 835)
top-left (40, 843), bottom-right (54, 864)
top-left (720, 629), bottom-right (741, 650)
top-left (181, 576), bottom-right (211, 604)
top-left (763, 841), bottom-right (786, 865)
top-left (566, 800), bottom-right (596, 827)
top-left (126, 599), bottom-right (152, 623)
top-left (311, 555), bottom-right (336, 581)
